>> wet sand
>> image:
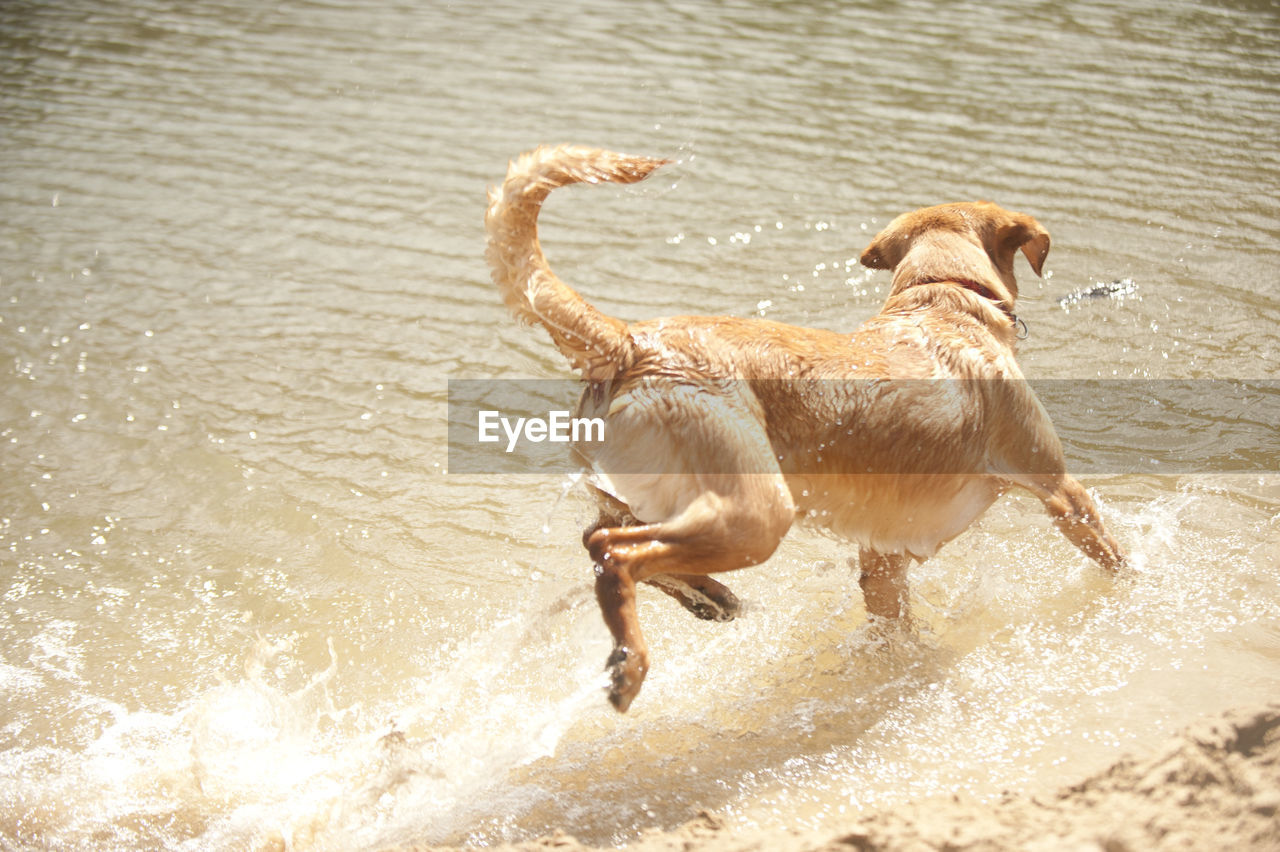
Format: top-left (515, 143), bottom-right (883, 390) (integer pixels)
top-left (392, 703), bottom-right (1280, 852)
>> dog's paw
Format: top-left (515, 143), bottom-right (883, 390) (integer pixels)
top-left (605, 646), bottom-right (648, 713)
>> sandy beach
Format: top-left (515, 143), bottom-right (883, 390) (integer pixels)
top-left (394, 703), bottom-right (1280, 852)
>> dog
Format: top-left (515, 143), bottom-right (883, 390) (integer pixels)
top-left (484, 145), bottom-right (1126, 712)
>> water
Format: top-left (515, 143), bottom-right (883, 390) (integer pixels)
top-left (1, 0), bottom-right (1278, 848)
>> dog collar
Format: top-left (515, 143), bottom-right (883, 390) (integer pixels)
top-left (932, 278), bottom-right (1028, 340)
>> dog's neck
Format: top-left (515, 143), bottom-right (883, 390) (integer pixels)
top-left (898, 275), bottom-right (1027, 341)
top-left (938, 277), bottom-right (1016, 322)
top-left (887, 237), bottom-right (1025, 338)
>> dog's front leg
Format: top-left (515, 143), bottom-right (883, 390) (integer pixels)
top-left (1029, 474), bottom-right (1126, 570)
top-left (858, 547), bottom-right (911, 620)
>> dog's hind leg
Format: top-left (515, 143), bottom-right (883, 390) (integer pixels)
top-left (593, 549), bottom-right (649, 712)
top-left (646, 573), bottom-right (741, 621)
top-left (587, 471), bottom-right (795, 711)
top-left (583, 492), bottom-right (739, 624)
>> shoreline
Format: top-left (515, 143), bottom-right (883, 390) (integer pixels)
top-left (391, 702), bottom-right (1280, 852)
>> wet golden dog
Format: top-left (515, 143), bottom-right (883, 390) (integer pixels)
top-left (485, 145), bottom-right (1125, 711)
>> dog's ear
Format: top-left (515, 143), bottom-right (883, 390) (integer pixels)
top-left (859, 239), bottom-right (895, 270)
top-left (998, 213), bottom-right (1051, 277)
top-left (860, 219), bottom-right (911, 270)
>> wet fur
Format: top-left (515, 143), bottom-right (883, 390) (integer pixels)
top-left (485, 145), bottom-right (1125, 712)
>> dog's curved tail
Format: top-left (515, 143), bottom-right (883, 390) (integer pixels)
top-left (485, 145), bottom-right (668, 378)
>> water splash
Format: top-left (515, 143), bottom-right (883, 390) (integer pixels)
top-left (542, 472), bottom-right (585, 535)
top-left (188, 636), bottom-right (340, 804)
top-left (1058, 278), bottom-right (1140, 312)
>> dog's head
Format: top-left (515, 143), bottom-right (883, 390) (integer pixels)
top-left (859, 201), bottom-right (1050, 306)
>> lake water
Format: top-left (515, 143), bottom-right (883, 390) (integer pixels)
top-left (1, 0), bottom-right (1278, 849)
